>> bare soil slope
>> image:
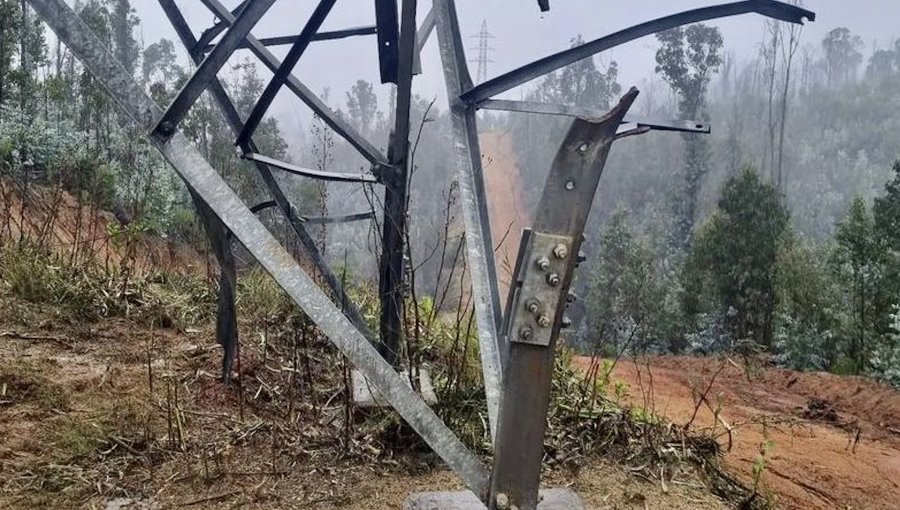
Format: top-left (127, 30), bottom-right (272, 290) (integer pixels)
top-left (574, 356), bottom-right (900, 510)
top-left (0, 178), bottom-right (204, 275)
top-left (481, 131), bottom-right (530, 305)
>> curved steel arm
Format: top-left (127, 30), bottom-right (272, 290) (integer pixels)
top-left (460, 0), bottom-right (815, 105)
top-left (248, 200), bottom-right (375, 224)
top-left (242, 153), bottom-right (379, 184)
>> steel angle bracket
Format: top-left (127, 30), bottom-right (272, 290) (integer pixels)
top-left (27, 0), bottom-right (490, 497)
top-left (489, 88), bottom-right (642, 510)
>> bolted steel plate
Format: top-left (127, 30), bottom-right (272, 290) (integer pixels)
top-left (507, 231), bottom-right (574, 347)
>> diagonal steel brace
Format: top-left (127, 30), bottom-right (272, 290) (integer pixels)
top-left (198, 0), bottom-right (387, 166)
top-left (30, 0), bottom-right (489, 496)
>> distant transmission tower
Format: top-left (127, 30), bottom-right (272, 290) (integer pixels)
top-left (469, 19), bottom-right (496, 83)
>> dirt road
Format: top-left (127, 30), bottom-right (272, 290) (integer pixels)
top-left (574, 356), bottom-right (900, 509)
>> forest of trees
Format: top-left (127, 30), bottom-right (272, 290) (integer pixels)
top-left (0, 2), bottom-right (898, 387)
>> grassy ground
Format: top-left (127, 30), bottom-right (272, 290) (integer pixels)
top-left (0, 242), bottom-right (746, 509)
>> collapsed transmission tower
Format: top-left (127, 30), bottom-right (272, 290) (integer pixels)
top-left (24, 0), bottom-right (815, 508)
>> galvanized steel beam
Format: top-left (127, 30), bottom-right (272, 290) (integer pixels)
top-left (198, 0), bottom-right (387, 166)
top-left (412, 5), bottom-right (435, 74)
top-left (159, 0), bottom-right (377, 344)
top-left (29, 0), bottom-right (489, 496)
top-left (154, 0), bottom-right (277, 139)
top-left (236, 0), bottom-right (337, 147)
top-left (434, 0), bottom-right (504, 443)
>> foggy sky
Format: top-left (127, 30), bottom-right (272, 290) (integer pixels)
top-left (133, 0), bottom-right (899, 141)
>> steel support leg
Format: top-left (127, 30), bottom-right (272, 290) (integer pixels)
top-left (190, 191), bottom-right (238, 380)
top-left (433, 0), bottom-right (504, 442)
top-left (378, 0), bottom-right (419, 366)
top-left (488, 89), bottom-right (640, 510)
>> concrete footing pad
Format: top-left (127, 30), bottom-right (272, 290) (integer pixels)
top-left (351, 368), bottom-right (438, 408)
top-left (404, 489), bottom-right (585, 509)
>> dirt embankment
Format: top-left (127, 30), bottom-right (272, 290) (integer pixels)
top-left (0, 178), bottom-right (205, 275)
top-left (574, 355), bottom-right (900, 510)
top-left (481, 131), bottom-right (530, 306)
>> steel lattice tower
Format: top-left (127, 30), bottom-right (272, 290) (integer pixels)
top-left (470, 19), bottom-right (495, 84)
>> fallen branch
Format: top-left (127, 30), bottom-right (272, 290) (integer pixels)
top-left (178, 490), bottom-right (239, 506)
top-left (0, 330), bottom-right (73, 349)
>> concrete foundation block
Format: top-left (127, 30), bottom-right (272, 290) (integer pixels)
top-left (404, 489), bottom-right (585, 510)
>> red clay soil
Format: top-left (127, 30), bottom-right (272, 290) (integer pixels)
top-left (480, 131), bottom-right (530, 306)
top-left (574, 355), bottom-right (900, 510)
top-left (0, 178), bottom-right (205, 275)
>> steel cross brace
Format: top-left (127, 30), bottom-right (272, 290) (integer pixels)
top-left (159, 0), bottom-right (378, 348)
top-left (198, 26), bottom-right (378, 54)
top-left (155, 0), bottom-right (277, 140)
top-left (183, 0), bottom-right (443, 370)
top-left (197, 0), bottom-right (388, 166)
top-left (27, 0), bottom-right (491, 496)
top-left (236, 0), bottom-right (337, 147)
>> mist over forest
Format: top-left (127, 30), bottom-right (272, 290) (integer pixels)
top-left (1, 1), bottom-right (899, 386)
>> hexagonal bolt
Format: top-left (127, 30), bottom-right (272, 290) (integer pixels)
top-left (518, 326), bottom-right (533, 341)
top-left (553, 243), bottom-right (569, 260)
top-left (567, 290), bottom-right (578, 303)
top-left (536, 256), bottom-right (551, 271)
top-left (525, 298), bottom-right (542, 314)
top-left (537, 315), bottom-right (551, 328)
top-left (561, 316), bottom-right (573, 329)
top-left (495, 493), bottom-right (510, 510)
top-left (546, 273), bottom-right (560, 286)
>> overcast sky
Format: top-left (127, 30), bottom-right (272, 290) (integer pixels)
top-left (131, 0), bottom-right (899, 139)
